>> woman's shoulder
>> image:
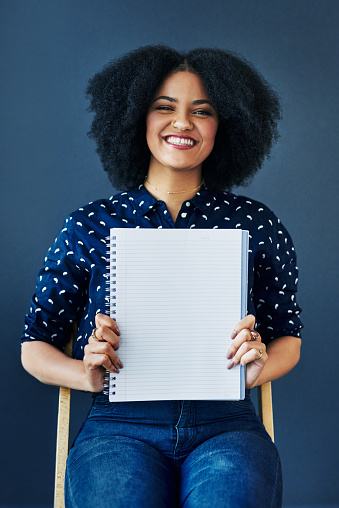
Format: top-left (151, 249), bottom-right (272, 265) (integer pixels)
top-left (68, 196), bottom-right (115, 218)
top-left (52, 188), bottom-right (148, 241)
top-left (212, 190), bottom-right (296, 247)
top-left (216, 190), bottom-right (279, 221)
top-left (64, 191), bottom-right (135, 222)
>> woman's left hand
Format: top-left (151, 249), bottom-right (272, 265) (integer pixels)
top-left (226, 314), bottom-right (268, 389)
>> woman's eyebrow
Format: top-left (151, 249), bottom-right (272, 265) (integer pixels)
top-left (153, 95), bottom-right (177, 103)
top-left (192, 99), bottom-right (213, 106)
top-left (152, 96), bottom-right (213, 106)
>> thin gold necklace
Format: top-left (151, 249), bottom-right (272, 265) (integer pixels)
top-left (144, 176), bottom-right (204, 195)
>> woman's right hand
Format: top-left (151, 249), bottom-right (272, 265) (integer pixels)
top-left (83, 313), bottom-right (123, 392)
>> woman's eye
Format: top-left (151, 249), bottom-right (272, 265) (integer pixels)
top-left (194, 109), bottom-right (212, 116)
top-left (156, 106), bottom-right (174, 111)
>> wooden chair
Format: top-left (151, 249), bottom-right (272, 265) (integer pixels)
top-left (257, 381), bottom-right (274, 442)
top-left (54, 338), bottom-right (73, 508)
top-left (54, 346), bottom-right (274, 508)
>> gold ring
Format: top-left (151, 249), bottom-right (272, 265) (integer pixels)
top-left (250, 330), bottom-right (260, 341)
top-left (258, 349), bottom-right (264, 360)
top-left (91, 328), bottom-right (100, 341)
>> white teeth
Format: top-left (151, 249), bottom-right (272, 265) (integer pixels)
top-left (166, 136), bottom-right (195, 146)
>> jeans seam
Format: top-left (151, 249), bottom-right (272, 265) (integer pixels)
top-left (270, 447), bottom-right (282, 508)
top-left (65, 467), bottom-right (75, 507)
top-left (174, 401), bottom-right (184, 458)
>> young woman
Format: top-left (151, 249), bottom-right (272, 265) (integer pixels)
top-left (21, 45), bottom-right (302, 507)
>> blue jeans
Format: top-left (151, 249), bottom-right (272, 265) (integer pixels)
top-left (65, 391), bottom-right (282, 507)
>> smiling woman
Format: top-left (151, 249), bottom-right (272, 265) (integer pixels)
top-left (21, 45), bottom-right (302, 508)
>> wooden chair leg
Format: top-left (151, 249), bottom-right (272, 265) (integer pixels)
top-left (54, 386), bottom-right (71, 508)
top-left (53, 327), bottom-right (75, 507)
top-left (258, 381), bottom-right (274, 442)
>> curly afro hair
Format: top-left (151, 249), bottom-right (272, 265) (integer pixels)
top-left (86, 45), bottom-right (281, 191)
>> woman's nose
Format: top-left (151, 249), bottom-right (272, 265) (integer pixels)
top-left (172, 112), bottom-right (193, 130)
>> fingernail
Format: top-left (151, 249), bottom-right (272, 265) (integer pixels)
top-left (227, 361), bottom-right (234, 370)
top-left (231, 330), bottom-right (237, 340)
top-left (226, 351), bottom-right (233, 360)
top-left (118, 361), bottom-right (123, 369)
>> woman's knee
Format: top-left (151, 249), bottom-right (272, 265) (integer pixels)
top-left (180, 431), bottom-right (282, 508)
top-left (65, 435), bottom-right (176, 508)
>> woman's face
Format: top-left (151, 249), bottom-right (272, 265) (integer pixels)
top-left (146, 71), bottom-right (218, 176)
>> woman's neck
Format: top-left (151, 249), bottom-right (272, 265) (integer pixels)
top-left (144, 168), bottom-right (203, 223)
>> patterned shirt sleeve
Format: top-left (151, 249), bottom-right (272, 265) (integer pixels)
top-left (21, 215), bottom-right (89, 352)
top-left (253, 211), bottom-right (303, 342)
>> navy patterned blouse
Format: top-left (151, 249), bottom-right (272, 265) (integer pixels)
top-left (21, 185), bottom-right (303, 359)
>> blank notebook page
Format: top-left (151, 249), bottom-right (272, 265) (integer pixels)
top-left (108, 228), bottom-right (248, 402)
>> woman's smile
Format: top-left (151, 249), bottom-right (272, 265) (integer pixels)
top-left (163, 134), bottom-right (198, 149)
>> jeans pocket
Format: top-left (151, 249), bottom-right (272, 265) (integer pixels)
top-left (88, 394), bottom-right (118, 418)
top-left (229, 400), bottom-right (256, 414)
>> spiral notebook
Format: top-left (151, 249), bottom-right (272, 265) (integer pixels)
top-left (106, 228), bottom-right (248, 402)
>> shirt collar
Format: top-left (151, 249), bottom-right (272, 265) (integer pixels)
top-left (128, 185), bottom-right (158, 216)
top-left (190, 185), bottom-right (219, 214)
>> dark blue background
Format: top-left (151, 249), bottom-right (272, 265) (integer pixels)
top-left (1, 1), bottom-right (338, 506)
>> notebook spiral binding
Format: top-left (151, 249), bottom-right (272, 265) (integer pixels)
top-left (103, 234), bottom-right (116, 396)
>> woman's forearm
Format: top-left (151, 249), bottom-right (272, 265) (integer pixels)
top-left (250, 335), bottom-right (301, 388)
top-left (22, 334), bottom-right (301, 392)
top-left (21, 341), bottom-right (91, 391)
